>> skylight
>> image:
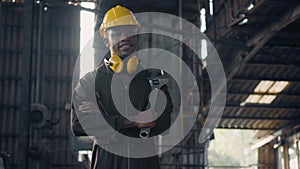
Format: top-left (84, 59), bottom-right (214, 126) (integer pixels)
top-left (258, 95), bottom-right (276, 104)
top-left (254, 80), bottom-right (274, 93)
top-left (268, 81), bottom-right (289, 94)
top-left (241, 80), bottom-right (289, 105)
top-left (244, 94), bottom-right (262, 103)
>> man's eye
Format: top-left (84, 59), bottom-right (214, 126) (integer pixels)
top-left (111, 33), bottom-right (120, 38)
top-left (111, 31), bottom-right (135, 38)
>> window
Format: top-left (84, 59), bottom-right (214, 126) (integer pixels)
top-left (80, 2), bottom-right (95, 78)
top-left (288, 142), bottom-right (298, 169)
top-left (277, 146), bottom-right (285, 169)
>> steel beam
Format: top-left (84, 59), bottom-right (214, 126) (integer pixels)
top-left (229, 26), bottom-right (258, 35)
top-left (246, 14), bottom-right (280, 22)
top-left (226, 102), bottom-right (300, 110)
top-left (257, 48), bottom-right (300, 67)
top-left (217, 126), bottom-right (276, 130)
top-left (251, 130), bottom-right (282, 149)
top-left (263, 45), bottom-right (300, 50)
top-left (221, 116), bottom-right (293, 121)
top-left (232, 76), bottom-right (300, 83)
top-left (202, 76), bottom-right (300, 83)
top-left (216, 37), bottom-right (252, 51)
top-left (227, 91), bottom-right (300, 97)
top-left (250, 120), bottom-right (300, 149)
top-left (245, 62), bottom-right (300, 68)
top-left (249, 0), bottom-right (276, 13)
top-left (265, 39), bottom-right (300, 48)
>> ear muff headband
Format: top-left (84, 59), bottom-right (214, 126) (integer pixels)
top-left (105, 55), bottom-right (139, 74)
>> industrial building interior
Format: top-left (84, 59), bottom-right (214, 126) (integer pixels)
top-left (1, 0), bottom-right (300, 168)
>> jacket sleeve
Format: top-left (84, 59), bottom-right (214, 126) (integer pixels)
top-left (71, 103), bottom-right (88, 136)
top-left (70, 71), bottom-right (125, 142)
top-left (70, 71), bottom-right (97, 136)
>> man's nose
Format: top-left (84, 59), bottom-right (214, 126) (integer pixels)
top-left (120, 32), bottom-right (132, 40)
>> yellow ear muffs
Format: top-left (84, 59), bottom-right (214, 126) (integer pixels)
top-left (106, 55), bottom-right (139, 74)
top-left (126, 55), bottom-right (139, 74)
top-left (108, 55), bottom-right (124, 73)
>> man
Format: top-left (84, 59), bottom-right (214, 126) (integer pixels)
top-left (71, 5), bottom-right (175, 169)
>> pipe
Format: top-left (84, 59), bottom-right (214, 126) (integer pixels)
top-left (31, 2), bottom-right (45, 169)
top-left (175, 1), bottom-right (184, 169)
top-left (19, 0), bottom-right (34, 168)
top-left (36, 1), bottom-right (44, 103)
top-left (0, 0), bottom-right (3, 152)
top-left (212, 0), bottom-right (217, 45)
top-left (178, 0), bottom-right (184, 144)
top-left (0, 0), bottom-right (2, 43)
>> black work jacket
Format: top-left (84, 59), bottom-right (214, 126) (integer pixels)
top-left (71, 64), bottom-right (174, 169)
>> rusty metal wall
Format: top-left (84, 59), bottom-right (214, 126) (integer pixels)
top-left (1, 1), bottom-right (83, 169)
top-left (258, 143), bottom-right (277, 169)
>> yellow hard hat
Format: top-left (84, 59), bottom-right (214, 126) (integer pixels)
top-left (100, 5), bottom-right (140, 37)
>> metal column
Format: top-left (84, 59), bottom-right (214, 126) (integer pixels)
top-left (178, 0), bottom-right (184, 145)
top-left (0, 0), bottom-right (2, 38)
top-left (32, 1), bottom-right (43, 167)
top-left (0, 0), bottom-right (3, 150)
top-left (19, 0), bottom-right (34, 168)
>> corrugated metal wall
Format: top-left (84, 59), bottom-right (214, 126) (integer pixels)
top-left (1, 3), bottom-right (22, 168)
top-left (1, 1), bottom-right (83, 168)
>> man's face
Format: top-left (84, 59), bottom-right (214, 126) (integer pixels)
top-left (104, 26), bottom-right (138, 58)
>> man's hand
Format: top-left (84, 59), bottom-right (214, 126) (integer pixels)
top-left (78, 101), bottom-right (99, 113)
top-left (131, 110), bottom-right (157, 128)
top-left (136, 121), bottom-right (156, 128)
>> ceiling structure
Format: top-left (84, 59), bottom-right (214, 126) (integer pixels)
top-left (92, 0), bottom-right (300, 138)
top-left (49, 0), bottom-right (300, 140)
top-left (206, 0), bottom-right (300, 135)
